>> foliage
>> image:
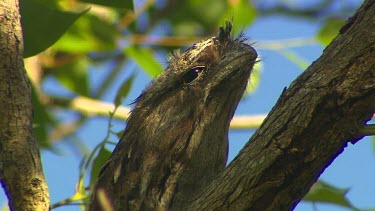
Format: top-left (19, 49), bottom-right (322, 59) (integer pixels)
top-left (15, 0), bottom-right (370, 210)
top-left (304, 180), bottom-right (355, 209)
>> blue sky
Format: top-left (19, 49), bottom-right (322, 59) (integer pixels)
top-left (1, 1), bottom-right (373, 211)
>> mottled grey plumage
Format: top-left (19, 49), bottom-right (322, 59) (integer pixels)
top-left (88, 22), bottom-right (257, 210)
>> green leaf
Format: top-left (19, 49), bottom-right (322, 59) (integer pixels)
top-left (279, 50), bottom-right (309, 70)
top-left (79, 0), bottom-right (134, 9)
top-left (124, 46), bottom-right (164, 78)
top-left (361, 124), bottom-right (375, 136)
top-left (114, 74), bottom-right (136, 107)
top-left (54, 14), bottom-right (120, 53)
top-left (245, 59), bottom-right (262, 97)
top-left (20, 0), bottom-right (88, 57)
top-left (31, 84), bottom-right (55, 149)
top-left (220, 0), bottom-right (257, 35)
top-left (115, 130), bottom-right (124, 139)
top-left (304, 180), bottom-right (355, 209)
top-left (317, 19), bottom-right (345, 46)
top-left (0, 203), bottom-right (9, 211)
top-left (173, 21), bottom-right (205, 37)
top-left (53, 56), bottom-right (90, 96)
top-left (90, 147), bottom-right (112, 185)
top-left (165, 0), bottom-right (226, 34)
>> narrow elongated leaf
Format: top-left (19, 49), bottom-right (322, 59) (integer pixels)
top-left (54, 14), bottom-right (120, 53)
top-left (124, 46), bottom-right (164, 77)
top-left (114, 74), bottom-right (136, 107)
top-left (20, 0), bottom-right (88, 57)
top-left (79, 0), bottom-right (133, 9)
top-left (317, 19), bottom-right (345, 46)
top-left (279, 50), bottom-right (309, 70)
top-left (90, 147), bottom-right (112, 185)
top-left (245, 59), bottom-right (262, 97)
top-left (304, 180), bottom-right (355, 209)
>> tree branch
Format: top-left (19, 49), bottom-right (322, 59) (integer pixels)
top-left (47, 94), bottom-right (267, 129)
top-left (0, 0), bottom-right (50, 210)
top-left (188, 0), bottom-right (375, 210)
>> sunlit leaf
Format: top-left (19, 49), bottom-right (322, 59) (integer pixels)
top-left (90, 147), bottom-right (112, 185)
top-left (245, 58), bottom-right (262, 97)
top-left (304, 180), bottom-right (355, 209)
top-left (317, 19), bottom-right (345, 46)
top-left (20, 0), bottom-right (88, 57)
top-left (54, 14), bottom-right (120, 53)
top-left (0, 203), bottom-right (9, 211)
top-left (114, 74), bottom-right (136, 107)
top-left (124, 46), bottom-right (164, 78)
top-left (220, 0), bottom-right (257, 35)
top-left (79, 0), bottom-right (134, 9)
top-left (279, 50), bottom-right (309, 70)
top-left (70, 191), bottom-right (87, 201)
top-left (75, 176), bottom-right (87, 196)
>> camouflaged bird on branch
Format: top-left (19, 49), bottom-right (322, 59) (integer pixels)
top-left (88, 21), bottom-right (258, 211)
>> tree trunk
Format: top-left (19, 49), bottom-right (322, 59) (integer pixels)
top-left (0, 0), bottom-right (50, 210)
top-left (187, 0), bottom-right (375, 210)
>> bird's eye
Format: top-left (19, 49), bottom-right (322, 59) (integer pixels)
top-left (181, 66), bottom-right (205, 84)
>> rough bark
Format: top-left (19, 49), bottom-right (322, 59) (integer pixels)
top-left (0, 0), bottom-right (50, 210)
top-left (187, 0), bottom-right (375, 210)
